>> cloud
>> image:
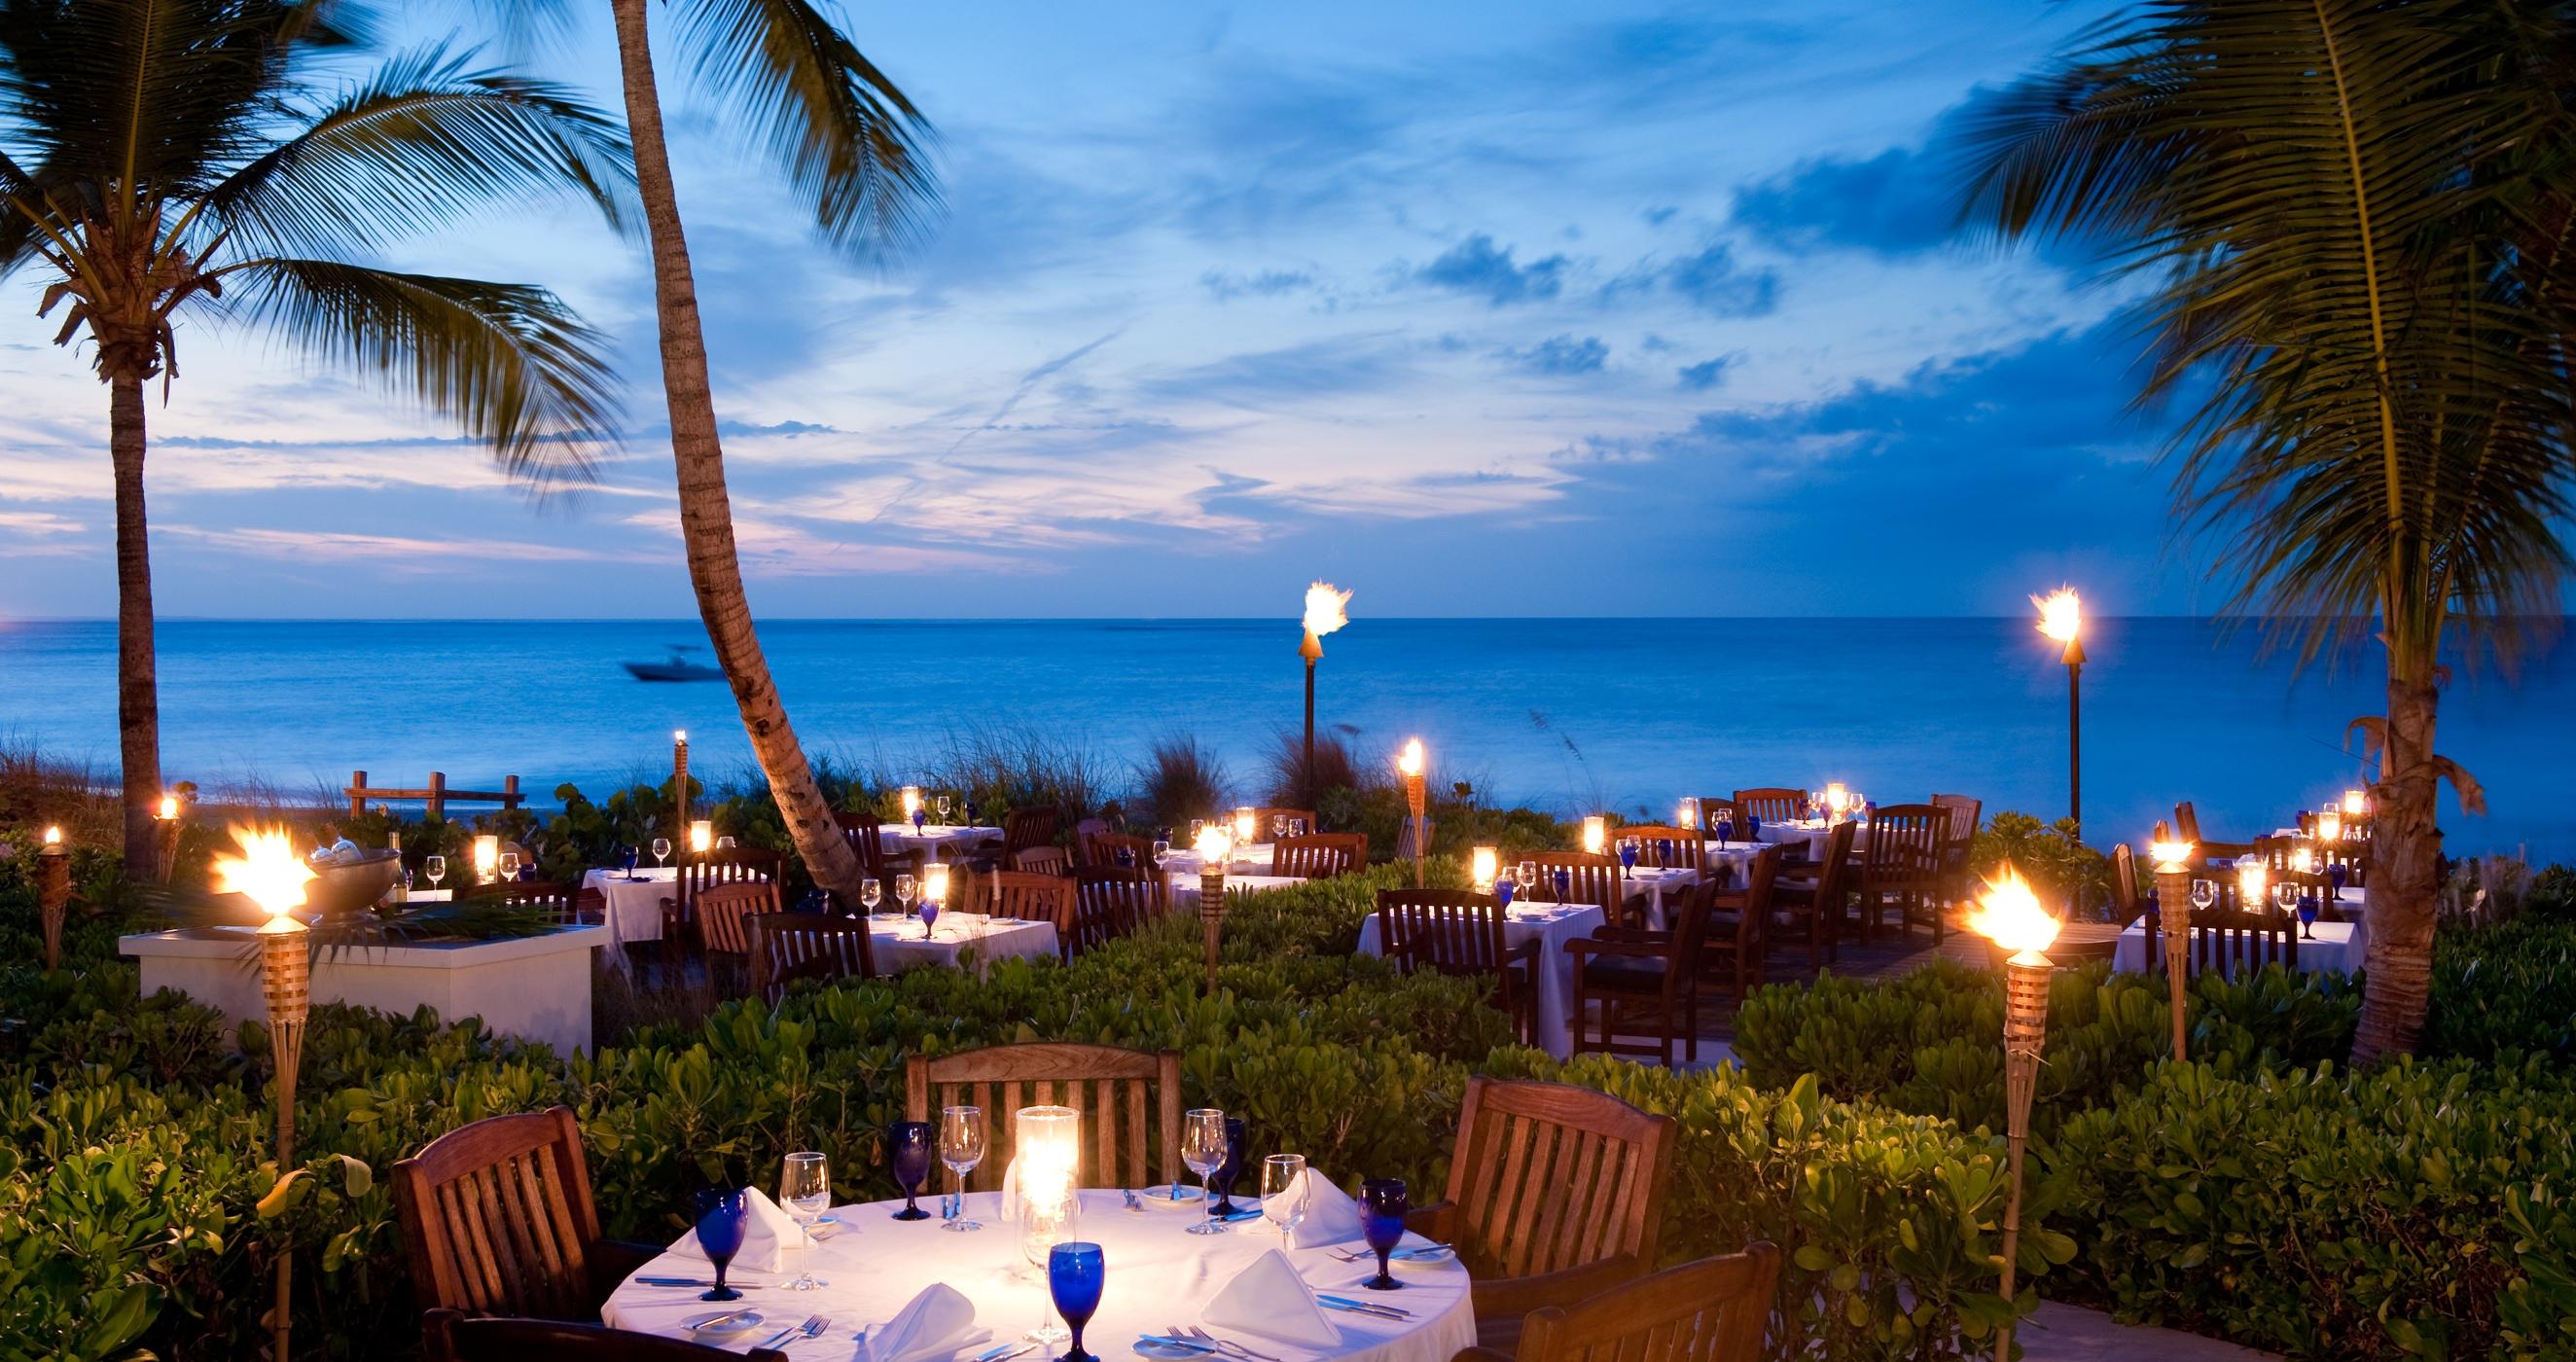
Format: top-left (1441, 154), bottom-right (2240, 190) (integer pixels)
top-left (1413, 234), bottom-right (1568, 305)
top-left (159, 525), bottom-right (651, 566)
top-left (1662, 244), bottom-right (1779, 317)
top-left (1137, 335), bottom-right (1417, 409)
top-left (1731, 145), bottom-right (1961, 257)
top-left (1676, 356), bottom-right (1733, 391)
top-left (1199, 269), bottom-right (1316, 301)
top-left (1505, 335), bottom-right (1610, 376)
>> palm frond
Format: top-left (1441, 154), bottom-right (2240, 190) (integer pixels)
top-left (0, 0), bottom-right (285, 202)
top-left (671, 0), bottom-right (942, 259)
top-left (217, 256), bottom-right (620, 479)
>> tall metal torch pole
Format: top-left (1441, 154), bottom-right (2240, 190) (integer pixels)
top-left (1997, 948), bottom-right (2051, 1362)
top-left (2063, 636), bottom-right (2085, 838)
top-left (1300, 630), bottom-right (1321, 797)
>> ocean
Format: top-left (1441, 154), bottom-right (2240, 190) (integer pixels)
top-left (2, 617), bottom-right (2568, 860)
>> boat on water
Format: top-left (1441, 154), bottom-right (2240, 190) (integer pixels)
top-left (622, 645), bottom-right (725, 683)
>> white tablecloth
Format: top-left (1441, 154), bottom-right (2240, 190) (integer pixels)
top-left (603, 1189), bottom-right (1476, 1362)
top-left (863, 913), bottom-right (1062, 974)
top-left (1169, 873), bottom-right (1306, 912)
top-left (1162, 843), bottom-right (1276, 876)
top-left (584, 866), bottom-right (678, 966)
top-left (2111, 916), bottom-right (2366, 976)
top-left (882, 824), bottom-right (1003, 860)
top-left (1356, 903), bottom-right (1604, 1060)
top-left (1753, 820), bottom-right (1869, 859)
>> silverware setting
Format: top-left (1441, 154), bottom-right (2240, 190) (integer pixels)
top-left (1123, 1189), bottom-right (1146, 1212)
top-left (756, 1313), bottom-right (831, 1350)
top-left (1171, 1323), bottom-right (1278, 1361)
top-left (1325, 1244), bottom-right (1449, 1263)
top-left (693, 1307), bottom-right (760, 1331)
top-left (1139, 1335), bottom-right (1224, 1355)
top-left (972, 1343), bottom-right (1039, 1362)
top-left (1315, 1294), bottom-right (1411, 1320)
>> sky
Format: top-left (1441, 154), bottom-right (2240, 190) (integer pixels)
top-left (0, 0), bottom-right (2216, 620)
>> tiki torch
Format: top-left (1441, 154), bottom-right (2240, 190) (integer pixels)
top-left (2149, 833), bottom-right (2195, 1060)
top-left (154, 791), bottom-right (185, 885)
top-left (672, 729), bottom-right (690, 832)
top-left (214, 827), bottom-right (317, 1362)
top-left (1193, 822), bottom-right (1234, 992)
top-left (1299, 583), bottom-right (1351, 799)
top-left (1396, 737), bottom-right (1426, 887)
top-left (36, 825), bottom-right (68, 972)
top-left (2033, 588), bottom-right (2085, 836)
top-left (1966, 866), bottom-right (2061, 1362)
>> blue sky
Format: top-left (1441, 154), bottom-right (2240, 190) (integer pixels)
top-left (0, 0), bottom-right (2210, 619)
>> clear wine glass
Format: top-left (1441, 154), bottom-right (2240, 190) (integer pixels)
top-left (1182, 1109), bottom-right (1228, 1236)
top-left (1291, 817), bottom-right (1307, 838)
top-left (1515, 860), bottom-right (1538, 902)
top-left (651, 837), bottom-right (671, 869)
top-left (779, 1152), bottom-right (831, 1290)
top-left (1188, 818), bottom-right (1206, 844)
top-left (895, 874), bottom-right (916, 917)
top-left (1271, 814), bottom-right (1287, 841)
top-left (2191, 879), bottom-right (2218, 912)
top-left (1260, 1154), bottom-right (1307, 1250)
top-left (424, 855), bottom-right (446, 892)
top-left (939, 1105), bottom-right (986, 1232)
top-left (1150, 839), bottom-right (1170, 871)
top-left (497, 850), bottom-right (520, 882)
top-left (861, 878), bottom-right (883, 914)
top-left (936, 794), bottom-right (953, 825)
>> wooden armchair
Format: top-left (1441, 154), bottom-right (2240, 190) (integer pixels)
top-left (1449, 1246), bottom-right (1778, 1362)
top-left (425, 1311), bottom-right (786, 1362)
top-left (1568, 877), bottom-right (1713, 1065)
top-left (2173, 801), bottom-right (2256, 862)
top-left (1524, 851), bottom-right (1628, 924)
top-left (394, 1106), bottom-right (662, 1324)
top-left (988, 869), bottom-right (1076, 936)
top-left (2111, 842), bottom-right (2142, 925)
top-left (905, 1042), bottom-right (1182, 1193)
top-left (1001, 806), bottom-right (1061, 861)
top-left (691, 880), bottom-right (781, 992)
top-left (1377, 887), bottom-right (1537, 1044)
top-left (1765, 819), bottom-right (1852, 974)
top-left (1068, 868), bottom-right (1158, 956)
top-left (1014, 844), bottom-right (1072, 876)
top-left (1730, 788), bottom-right (1807, 827)
top-left (1086, 830), bottom-right (1159, 872)
top-left (1411, 1078), bottom-right (1677, 1349)
top-left (1273, 832), bottom-right (1367, 878)
top-left (1852, 805), bottom-right (1945, 944)
top-left (746, 912), bottom-right (877, 1002)
top-left (663, 848), bottom-right (779, 965)
top-left (1702, 843), bottom-right (1782, 1003)
top-left (1930, 793), bottom-right (1982, 905)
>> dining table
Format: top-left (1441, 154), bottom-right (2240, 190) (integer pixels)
top-left (1753, 819), bottom-right (1869, 859)
top-left (1161, 843), bottom-right (1277, 877)
top-left (881, 824), bottom-right (1005, 861)
top-left (1168, 873), bottom-right (1307, 913)
top-left (2110, 914), bottom-right (2369, 977)
top-left (601, 1189), bottom-right (1478, 1362)
top-left (1355, 901), bottom-right (1604, 1061)
top-left (862, 913), bottom-right (1064, 975)
top-left (582, 865), bottom-right (680, 973)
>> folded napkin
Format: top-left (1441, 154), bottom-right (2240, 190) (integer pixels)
top-left (669, 1186), bottom-right (806, 1274)
top-left (866, 1282), bottom-right (984, 1362)
top-left (1203, 1248), bottom-right (1338, 1347)
top-left (1284, 1169), bottom-right (1364, 1249)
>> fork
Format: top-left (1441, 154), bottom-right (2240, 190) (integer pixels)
top-left (1178, 1325), bottom-right (1278, 1361)
top-left (757, 1313), bottom-right (829, 1350)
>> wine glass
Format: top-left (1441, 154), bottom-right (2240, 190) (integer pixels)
top-left (1359, 1178), bottom-right (1409, 1291)
top-left (652, 837), bottom-right (671, 869)
top-left (938, 1105), bottom-right (985, 1232)
top-left (1206, 1118), bottom-right (1245, 1219)
top-left (1150, 839), bottom-right (1171, 872)
top-left (1618, 838), bottom-right (1639, 872)
top-left (920, 890), bottom-right (941, 942)
top-left (2298, 893), bottom-right (2321, 940)
top-left (1291, 817), bottom-right (1308, 838)
top-left (861, 878), bottom-right (883, 914)
top-left (1271, 813), bottom-right (1287, 841)
top-left (936, 794), bottom-right (953, 825)
top-left (690, 1188), bottom-right (749, 1301)
top-left (1744, 812), bottom-right (1761, 842)
top-left (2327, 863), bottom-right (2348, 902)
top-left (716, 835), bottom-right (736, 850)
top-left (1188, 818), bottom-right (1205, 845)
top-left (1553, 869), bottom-right (1571, 904)
top-left (1181, 1110), bottom-right (1229, 1236)
top-left (622, 845), bottom-right (640, 879)
top-left (779, 1153), bottom-right (831, 1290)
top-left (887, 1121), bottom-right (934, 1220)
top-left (2191, 878), bottom-right (2218, 912)
top-left (1048, 1242), bottom-right (1106, 1362)
top-left (1260, 1154), bottom-right (1308, 1249)
top-left (1006, 1180), bottom-right (1078, 1344)
top-left (424, 855), bottom-right (446, 892)
top-left (497, 850), bottom-right (520, 882)
top-left (895, 873), bottom-right (917, 918)
top-left (1515, 860), bottom-right (1538, 902)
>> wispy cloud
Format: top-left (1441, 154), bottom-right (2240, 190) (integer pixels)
top-left (1411, 234), bottom-right (1568, 306)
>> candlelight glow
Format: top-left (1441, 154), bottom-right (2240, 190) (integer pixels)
top-left (1233, 806), bottom-right (1257, 843)
top-left (1581, 815), bottom-right (1607, 854)
top-left (2292, 846), bottom-right (2315, 874)
top-left (1301, 581), bottom-right (1352, 637)
top-left (2238, 858), bottom-right (2269, 903)
top-left (923, 861), bottom-right (950, 907)
top-left (1824, 782), bottom-right (1849, 814)
top-left (42, 825), bottom-right (59, 845)
top-left (2342, 789), bottom-right (2367, 817)
top-left (900, 785), bottom-right (922, 817)
top-left (689, 820), bottom-right (713, 854)
top-left (1194, 822), bottom-right (1234, 863)
top-left (158, 794), bottom-right (179, 820)
top-left (2032, 587), bottom-right (2082, 643)
top-left (1471, 846), bottom-right (1499, 889)
top-left (1965, 865), bottom-right (2062, 957)
top-left (1397, 737), bottom-right (1424, 778)
top-left (214, 827), bottom-right (316, 922)
top-left (2150, 840), bottom-right (2194, 873)
top-left (472, 834), bottom-right (499, 879)
top-left (1677, 797), bottom-right (1699, 830)
top-left (2317, 810), bottom-right (2343, 842)
top-left (1015, 1105), bottom-right (1081, 1213)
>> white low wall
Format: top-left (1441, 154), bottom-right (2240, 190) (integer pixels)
top-left (120, 925), bottom-right (604, 1056)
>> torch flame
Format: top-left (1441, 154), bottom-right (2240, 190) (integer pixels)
top-left (213, 826), bottom-right (315, 922)
top-left (1302, 582), bottom-right (1352, 637)
top-left (2149, 840), bottom-right (2194, 872)
top-left (1194, 821), bottom-right (1234, 862)
top-left (42, 825), bottom-right (61, 845)
top-left (1965, 865), bottom-right (2061, 958)
top-left (1396, 737), bottom-right (1424, 777)
top-left (2032, 587), bottom-right (2082, 643)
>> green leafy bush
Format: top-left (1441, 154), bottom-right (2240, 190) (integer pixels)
top-left (1970, 811), bottom-right (2111, 916)
top-left (2424, 920), bottom-right (2576, 1059)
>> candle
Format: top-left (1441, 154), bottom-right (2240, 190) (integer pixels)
top-left (689, 819), bottom-right (713, 854)
top-left (923, 861), bottom-right (950, 909)
top-left (2292, 846), bottom-right (2315, 874)
top-left (1825, 782), bottom-right (1849, 818)
top-left (1014, 1104), bottom-right (1082, 1218)
top-left (2317, 809), bottom-right (2343, 842)
top-left (1471, 846), bottom-right (1499, 889)
top-left (2342, 788), bottom-right (2366, 817)
top-left (2237, 858), bottom-right (2269, 906)
top-left (900, 785), bottom-right (922, 819)
top-left (1677, 797), bottom-right (1699, 830)
top-left (1581, 815), bottom-right (1607, 854)
top-left (1233, 806), bottom-right (1257, 844)
top-left (471, 834), bottom-right (499, 881)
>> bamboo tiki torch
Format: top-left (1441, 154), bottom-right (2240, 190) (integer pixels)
top-left (2150, 831), bottom-right (2196, 1060)
top-left (215, 828), bottom-right (317, 1362)
top-left (1966, 866), bottom-right (2061, 1362)
top-left (1397, 738), bottom-right (1426, 888)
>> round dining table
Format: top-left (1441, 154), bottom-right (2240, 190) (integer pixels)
top-left (603, 1189), bottom-right (1477, 1362)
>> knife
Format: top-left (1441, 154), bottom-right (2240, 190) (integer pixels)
top-left (972, 1344), bottom-right (1040, 1362)
top-left (1317, 1295), bottom-right (1411, 1319)
top-left (1138, 1337), bottom-right (1225, 1354)
top-left (638, 1276), bottom-right (760, 1289)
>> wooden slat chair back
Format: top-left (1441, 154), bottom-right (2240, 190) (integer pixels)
top-left (905, 1043), bottom-right (1182, 1193)
top-left (1702, 843), bottom-right (1782, 1003)
top-left (1481, 1246), bottom-right (1780, 1362)
top-left (1253, 806), bottom-right (1320, 839)
top-left (1852, 805), bottom-right (1945, 943)
top-left (1069, 868), bottom-right (1157, 956)
top-left (1569, 876), bottom-right (1717, 1065)
top-left (1730, 788), bottom-right (1807, 827)
top-left (1614, 825), bottom-right (1701, 872)
top-left (746, 912), bottom-right (877, 1004)
top-left (2172, 801), bottom-right (2256, 861)
top-left (1377, 888), bottom-right (1516, 974)
top-left (1929, 793), bottom-right (1983, 903)
top-left (1415, 1078), bottom-right (1677, 1325)
top-left (394, 1106), bottom-right (652, 1321)
top-left (2185, 906), bottom-right (2300, 976)
top-left (1272, 832), bottom-right (1367, 878)
top-left (836, 811), bottom-right (924, 883)
top-left (1015, 844), bottom-right (1073, 877)
top-left (1523, 851), bottom-right (1627, 923)
top-left (693, 879), bottom-right (782, 960)
top-left (425, 1310), bottom-right (789, 1362)
top-left (670, 848), bottom-right (779, 947)
top-left (1071, 818), bottom-right (1110, 861)
top-left (570, 886), bottom-right (605, 926)
top-left (987, 871), bottom-right (1078, 954)
top-left (1087, 831), bottom-right (1159, 873)
top-left (2111, 843), bottom-right (2142, 925)
top-left (1002, 806), bottom-right (1062, 859)
top-left (1692, 799), bottom-right (1739, 836)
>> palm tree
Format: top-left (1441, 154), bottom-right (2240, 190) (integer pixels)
top-left (0, 0), bottom-right (629, 871)
top-left (590, 0), bottom-right (940, 912)
top-left (1959, 0), bottom-right (2576, 1059)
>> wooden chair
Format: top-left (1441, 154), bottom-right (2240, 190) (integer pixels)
top-left (1070, 817), bottom-right (1111, 862)
top-left (1412, 1078), bottom-right (1678, 1350)
top-left (689, 880), bottom-right (782, 993)
top-left (1252, 806), bottom-right (1320, 839)
top-left (1068, 868), bottom-right (1157, 956)
top-left (1614, 825), bottom-right (1701, 872)
top-left (1001, 806), bottom-right (1061, 861)
top-left (1930, 793), bottom-right (1982, 904)
top-left (837, 810), bottom-right (927, 884)
top-left (1087, 830), bottom-right (1159, 873)
top-left (1451, 1246), bottom-right (1780, 1362)
top-left (1272, 832), bottom-right (1366, 878)
top-left (393, 1106), bottom-right (662, 1323)
top-left (2174, 905), bottom-right (2300, 977)
top-left (426, 1311), bottom-right (787, 1362)
top-left (1568, 877), bottom-right (1714, 1065)
top-left (1765, 819), bottom-right (1852, 974)
top-left (1730, 788), bottom-right (1807, 827)
top-left (989, 869), bottom-right (1076, 928)
top-left (1014, 843), bottom-right (1072, 877)
top-left (904, 1042), bottom-right (1182, 1193)
top-left (746, 912), bottom-right (876, 1003)
top-left (664, 848), bottom-right (779, 964)
top-left (1376, 888), bottom-right (1537, 1044)
top-left (570, 886), bottom-right (605, 926)
top-left (2173, 801), bottom-right (2256, 862)
top-left (2111, 842), bottom-right (2142, 925)
top-left (1851, 805), bottom-right (1945, 943)
top-left (1701, 843), bottom-right (1782, 1004)
top-left (1524, 851), bottom-right (1628, 925)
top-left (1692, 799), bottom-right (1739, 835)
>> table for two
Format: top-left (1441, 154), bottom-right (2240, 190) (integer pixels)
top-left (579, 867), bottom-right (1060, 976)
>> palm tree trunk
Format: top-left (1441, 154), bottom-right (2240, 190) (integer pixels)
top-left (2351, 670), bottom-right (2442, 1062)
top-left (110, 374), bottom-right (163, 872)
top-left (605, 0), bottom-right (870, 923)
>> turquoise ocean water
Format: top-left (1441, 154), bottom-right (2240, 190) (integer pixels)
top-left (0, 617), bottom-right (2567, 858)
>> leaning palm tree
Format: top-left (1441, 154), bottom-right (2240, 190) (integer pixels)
top-left (0, 0), bottom-right (629, 871)
top-left (1959, 0), bottom-right (2576, 1059)
top-left (583, 0), bottom-right (941, 911)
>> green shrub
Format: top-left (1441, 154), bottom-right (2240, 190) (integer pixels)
top-left (1971, 811), bottom-right (2111, 916)
top-left (2424, 920), bottom-right (2576, 1059)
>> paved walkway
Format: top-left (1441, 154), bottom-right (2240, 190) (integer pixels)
top-left (2021, 1301), bottom-right (2278, 1360)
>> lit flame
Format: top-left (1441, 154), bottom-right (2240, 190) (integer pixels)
top-left (900, 785), bottom-right (922, 817)
top-left (1302, 582), bottom-right (1352, 637)
top-left (42, 825), bottom-right (61, 845)
top-left (2032, 587), bottom-right (2082, 643)
top-left (1233, 806), bottom-right (1257, 842)
top-left (2237, 859), bottom-right (2269, 900)
top-left (674, 729), bottom-right (687, 743)
top-left (1824, 782), bottom-right (1849, 813)
top-left (1471, 846), bottom-right (1499, 888)
top-left (1397, 737), bottom-right (1424, 778)
top-left (1677, 798), bottom-right (1699, 830)
top-left (923, 861), bottom-right (950, 906)
top-left (2316, 810), bottom-right (2343, 842)
top-left (2342, 789), bottom-right (2367, 817)
top-left (1194, 822), bottom-right (1234, 863)
top-left (1581, 815), bottom-right (1607, 854)
top-left (213, 826), bottom-right (315, 922)
top-left (689, 820), bottom-right (713, 854)
top-left (1964, 865), bottom-right (2061, 957)
top-left (2150, 840), bottom-right (2194, 872)
top-left (158, 794), bottom-right (179, 820)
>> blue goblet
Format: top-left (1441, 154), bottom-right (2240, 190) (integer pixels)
top-left (2298, 893), bottom-right (2320, 940)
top-left (691, 1188), bottom-right (749, 1301)
top-left (919, 896), bottom-right (941, 941)
top-left (1359, 1179), bottom-right (1409, 1291)
top-left (1655, 838), bottom-right (1674, 864)
top-left (1048, 1242), bottom-right (1105, 1362)
top-left (1206, 1118), bottom-right (1246, 1218)
top-left (912, 806), bottom-right (928, 834)
top-left (1618, 842), bottom-right (1638, 871)
top-left (1494, 878), bottom-right (1516, 909)
top-left (1715, 816), bottom-right (1734, 848)
top-left (2327, 864), bottom-right (2348, 902)
top-left (623, 846), bottom-right (640, 879)
top-left (887, 1121), bottom-right (935, 1220)
top-left (1744, 813), bottom-right (1761, 841)
top-left (1552, 869), bottom-right (1570, 903)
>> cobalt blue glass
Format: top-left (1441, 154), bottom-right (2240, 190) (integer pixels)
top-left (1048, 1242), bottom-right (1106, 1362)
top-left (1494, 878), bottom-right (1515, 909)
top-left (919, 896), bottom-right (940, 940)
top-left (912, 807), bottom-right (928, 833)
top-left (1745, 814), bottom-right (1761, 841)
top-left (623, 846), bottom-right (640, 878)
top-left (691, 1188), bottom-right (750, 1301)
top-left (1714, 816), bottom-right (1734, 846)
top-left (1358, 1179), bottom-right (1409, 1291)
top-left (965, 801), bottom-right (983, 825)
top-left (1618, 842), bottom-right (1638, 871)
top-left (2298, 893), bottom-right (2320, 939)
top-left (1655, 838), bottom-right (1673, 863)
top-left (1206, 1118), bottom-right (1246, 1218)
top-left (1552, 869), bottom-right (1570, 903)
top-left (2327, 864), bottom-right (2348, 900)
top-left (1114, 847), bottom-right (1134, 868)
top-left (887, 1121), bottom-right (935, 1220)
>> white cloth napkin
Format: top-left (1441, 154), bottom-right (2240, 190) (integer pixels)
top-left (668, 1186), bottom-right (805, 1274)
top-left (1285, 1169), bottom-right (1364, 1248)
top-left (865, 1282), bottom-right (984, 1362)
top-left (1202, 1248), bottom-right (1338, 1347)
